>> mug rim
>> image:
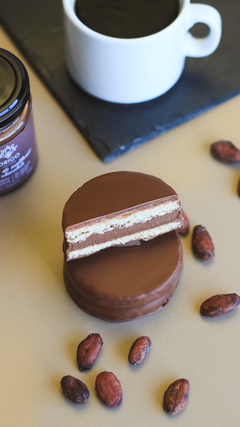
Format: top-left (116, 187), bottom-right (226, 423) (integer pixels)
top-left (62, 0), bottom-right (187, 43)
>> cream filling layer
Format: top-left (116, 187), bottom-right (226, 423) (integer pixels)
top-left (65, 199), bottom-right (180, 244)
top-left (66, 220), bottom-right (182, 260)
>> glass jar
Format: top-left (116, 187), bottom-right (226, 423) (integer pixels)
top-left (0, 48), bottom-right (38, 195)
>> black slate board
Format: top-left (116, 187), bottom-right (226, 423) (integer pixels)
top-left (0, 0), bottom-right (239, 162)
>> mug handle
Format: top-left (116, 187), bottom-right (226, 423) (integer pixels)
top-left (184, 4), bottom-right (222, 57)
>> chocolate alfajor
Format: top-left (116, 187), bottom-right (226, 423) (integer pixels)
top-left (62, 172), bottom-right (183, 321)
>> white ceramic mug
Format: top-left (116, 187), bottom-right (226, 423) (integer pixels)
top-left (62, 0), bottom-right (222, 104)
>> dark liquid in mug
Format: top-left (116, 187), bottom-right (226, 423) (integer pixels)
top-left (75, 0), bottom-right (180, 39)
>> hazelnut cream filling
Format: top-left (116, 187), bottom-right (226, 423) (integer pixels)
top-left (65, 197), bottom-right (183, 260)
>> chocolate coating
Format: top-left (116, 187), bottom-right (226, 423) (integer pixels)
top-left (62, 171), bottom-right (177, 227)
top-left (62, 172), bottom-right (183, 322)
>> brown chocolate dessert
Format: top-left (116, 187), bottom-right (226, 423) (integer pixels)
top-left (64, 172), bottom-right (183, 260)
top-left (62, 172), bottom-right (183, 322)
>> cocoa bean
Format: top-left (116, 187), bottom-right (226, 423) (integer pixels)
top-left (163, 378), bottom-right (190, 415)
top-left (200, 293), bottom-right (240, 317)
top-left (60, 375), bottom-right (90, 404)
top-left (178, 210), bottom-right (189, 235)
top-left (95, 371), bottom-right (122, 407)
top-left (128, 336), bottom-right (152, 366)
top-left (77, 333), bottom-right (103, 371)
top-left (210, 140), bottom-right (240, 163)
top-left (192, 225), bottom-right (214, 261)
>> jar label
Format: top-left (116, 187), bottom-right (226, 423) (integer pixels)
top-left (0, 110), bottom-right (38, 194)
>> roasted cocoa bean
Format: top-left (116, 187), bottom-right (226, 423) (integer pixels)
top-left (200, 293), bottom-right (240, 317)
top-left (210, 140), bottom-right (240, 163)
top-left (60, 375), bottom-right (90, 404)
top-left (178, 210), bottom-right (189, 235)
top-left (192, 225), bottom-right (214, 261)
top-left (95, 371), bottom-right (122, 407)
top-left (163, 378), bottom-right (190, 415)
top-left (77, 333), bottom-right (103, 371)
top-left (128, 336), bottom-right (152, 366)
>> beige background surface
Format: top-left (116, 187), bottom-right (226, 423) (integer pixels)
top-left (1, 26), bottom-right (240, 427)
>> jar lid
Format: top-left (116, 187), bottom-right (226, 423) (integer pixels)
top-left (0, 48), bottom-right (30, 128)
